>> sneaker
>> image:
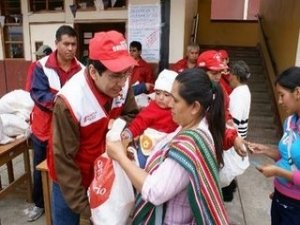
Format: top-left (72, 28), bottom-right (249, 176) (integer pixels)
top-left (26, 206), bottom-right (44, 222)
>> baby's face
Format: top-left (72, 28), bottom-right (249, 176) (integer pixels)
top-left (154, 90), bottom-right (173, 109)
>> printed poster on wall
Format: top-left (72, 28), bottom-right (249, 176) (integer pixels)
top-left (128, 4), bottom-right (161, 63)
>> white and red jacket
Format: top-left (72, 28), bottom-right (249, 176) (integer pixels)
top-left (48, 71), bottom-right (137, 188)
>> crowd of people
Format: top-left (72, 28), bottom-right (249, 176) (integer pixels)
top-left (23, 25), bottom-right (299, 225)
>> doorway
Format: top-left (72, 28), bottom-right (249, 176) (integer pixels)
top-left (75, 22), bottom-right (126, 64)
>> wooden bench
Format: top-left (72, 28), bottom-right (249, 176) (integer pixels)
top-left (0, 137), bottom-right (32, 202)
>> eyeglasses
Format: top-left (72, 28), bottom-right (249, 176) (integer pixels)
top-left (106, 68), bottom-right (132, 82)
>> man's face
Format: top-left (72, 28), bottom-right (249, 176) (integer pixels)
top-left (129, 47), bottom-right (141, 60)
top-left (90, 65), bottom-right (131, 98)
top-left (186, 48), bottom-right (199, 63)
top-left (207, 70), bottom-right (222, 83)
top-left (56, 34), bottom-right (77, 62)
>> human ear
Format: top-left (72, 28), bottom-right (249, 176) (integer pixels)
top-left (294, 87), bottom-right (300, 100)
top-left (89, 65), bottom-right (98, 80)
top-left (191, 101), bottom-right (202, 116)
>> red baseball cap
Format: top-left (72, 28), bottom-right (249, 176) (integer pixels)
top-left (89, 31), bottom-right (137, 72)
top-left (197, 50), bottom-right (228, 71)
top-left (218, 49), bottom-right (229, 60)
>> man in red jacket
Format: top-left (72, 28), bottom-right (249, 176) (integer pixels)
top-left (129, 41), bottom-right (155, 95)
top-left (27, 25), bottom-right (82, 222)
top-left (170, 43), bottom-right (200, 73)
top-left (48, 30), bottom-right (139, 225)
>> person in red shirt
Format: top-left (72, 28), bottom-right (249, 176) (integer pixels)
top-left (198, 50), bottom-right (247, 202)
top-left (129, 41), bottom-right (155, 95)
top-left (170, 43), bottom-right (200, 73)
top-left (26, 25), bottom-right (83, 222)
top-left (218, 49), bottom-right (232, 95)
top-left (25, 45), bottom-right (52, 91)
top-left (48, 30), bottom-right (138, 225)
top-left (122, 69), bottom-right (179, 168)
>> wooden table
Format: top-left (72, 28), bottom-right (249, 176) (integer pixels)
top-left (0, 137), bottom-right (32, 202)
top-left (36, 160), bottom-right (52, 225)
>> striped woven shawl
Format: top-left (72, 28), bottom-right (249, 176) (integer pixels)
top-left (132, 129), bottom-right (228, 225)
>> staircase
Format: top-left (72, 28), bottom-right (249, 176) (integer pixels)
top-left (214, 46), bottom-right (277, 225)
top-left (225, 46), bottom-right (280, 145)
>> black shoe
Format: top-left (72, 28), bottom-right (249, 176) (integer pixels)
top-left (229, 179), bottom-right (237, 192)
top-left (222, 183), bottom-right (235, 202)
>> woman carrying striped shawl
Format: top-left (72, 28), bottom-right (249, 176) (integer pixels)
top-left (107, 68), bottom-right (229, 224)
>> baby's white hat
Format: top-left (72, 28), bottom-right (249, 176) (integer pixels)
top-left (154, 69), bottom-right (178, 93)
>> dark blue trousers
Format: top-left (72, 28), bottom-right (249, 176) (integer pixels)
top-left (31, 133), bottom-right (47, 208)
top-left (271, 189), bottom-right (300, 225)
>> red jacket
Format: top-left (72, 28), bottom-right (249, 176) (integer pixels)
top-left (128, 101), bottom-right (178, 137)
top-left (220, 83), bottom-right (238, 150)
top-left (220, 73), bottom-right (232, 95)
top-left (25, 61), bottom-right (37, 91)
top-left (170, 58), bottom-right (189, 73)
top-left (48, 72), bottom-right (137, 188)
top-left (130, 58), bottom-right (154, 85)
top-left (30, 52), bottom-right (82, 141)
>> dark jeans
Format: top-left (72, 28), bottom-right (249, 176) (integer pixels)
top-left (271, 189), bottom-right (300, 225)
top-left (31, 133), bottom-right (47, 208)
top-left (51, 182), bottom-right (80, 225)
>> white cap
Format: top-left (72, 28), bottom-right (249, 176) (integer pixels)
top-left (154, 69), bottom-right (178, 93)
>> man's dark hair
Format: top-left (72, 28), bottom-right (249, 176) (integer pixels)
top-left (55, 25), bottom-right (77, 41)
top-left (86, 58), bottom-right (107, 75)
top-left (130, 41), bottom-right (142, 51)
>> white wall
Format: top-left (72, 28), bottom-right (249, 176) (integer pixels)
top-left (29, 24), bottom-right (66, 59)
top-left (169, 0), bottom-right (198, 63)
top-left (169, 1), bottom-right (185, 63)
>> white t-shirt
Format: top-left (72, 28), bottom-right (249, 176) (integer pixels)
top-left (229, 84), bottom-right (251, 138)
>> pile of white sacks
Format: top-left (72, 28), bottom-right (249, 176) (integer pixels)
top-left (0, 90), bottom-right (33, 144)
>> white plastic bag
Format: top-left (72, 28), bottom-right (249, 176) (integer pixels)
top-left (88, 155), bottom-right (134, 225)
top-left (219, 147), bottom-right (249, 188)
top-left (88, 118), bottom-right (134, 225)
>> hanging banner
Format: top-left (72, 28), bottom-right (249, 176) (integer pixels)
top-left (128, 4), bottom-right (161, 63)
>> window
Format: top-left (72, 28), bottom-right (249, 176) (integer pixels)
top-left (75, 0), bottom-right (127, 10)
top-left (211, 0), bottom-right (261, 21)
top-left (0, 0), bottom-right (24, 58)
top-left (4, 24), bottom-right (23, 58)
top-left (29, 0), bottom-right (64, 12)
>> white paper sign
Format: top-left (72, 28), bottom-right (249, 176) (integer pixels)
top-left (128, 4), bottom-right (161, 63)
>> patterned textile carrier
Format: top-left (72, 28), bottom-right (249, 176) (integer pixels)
top-left (133, 129), bottom-right (229, 225)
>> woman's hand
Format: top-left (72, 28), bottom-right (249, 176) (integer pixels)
top-left (233, 136), bottom-right (247, 157)
top-left (106, 140), bottom-right (127, 162)
top-left (244, 141), bottom-right (269, 154)
top-left (256, 164), bottom-right (278, 177)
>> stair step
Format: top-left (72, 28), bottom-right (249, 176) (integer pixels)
top-left (249, 115), bottom-right (274, 125)
top-left (247, 128), bottom-right (279, 145)
top-left (251, 92), bottom-right (271, 102)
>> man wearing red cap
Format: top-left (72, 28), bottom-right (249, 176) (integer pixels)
top-left (170, 43), bottom-right (200, 73)
top-left (47, 30), bottom-right (139, 225)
